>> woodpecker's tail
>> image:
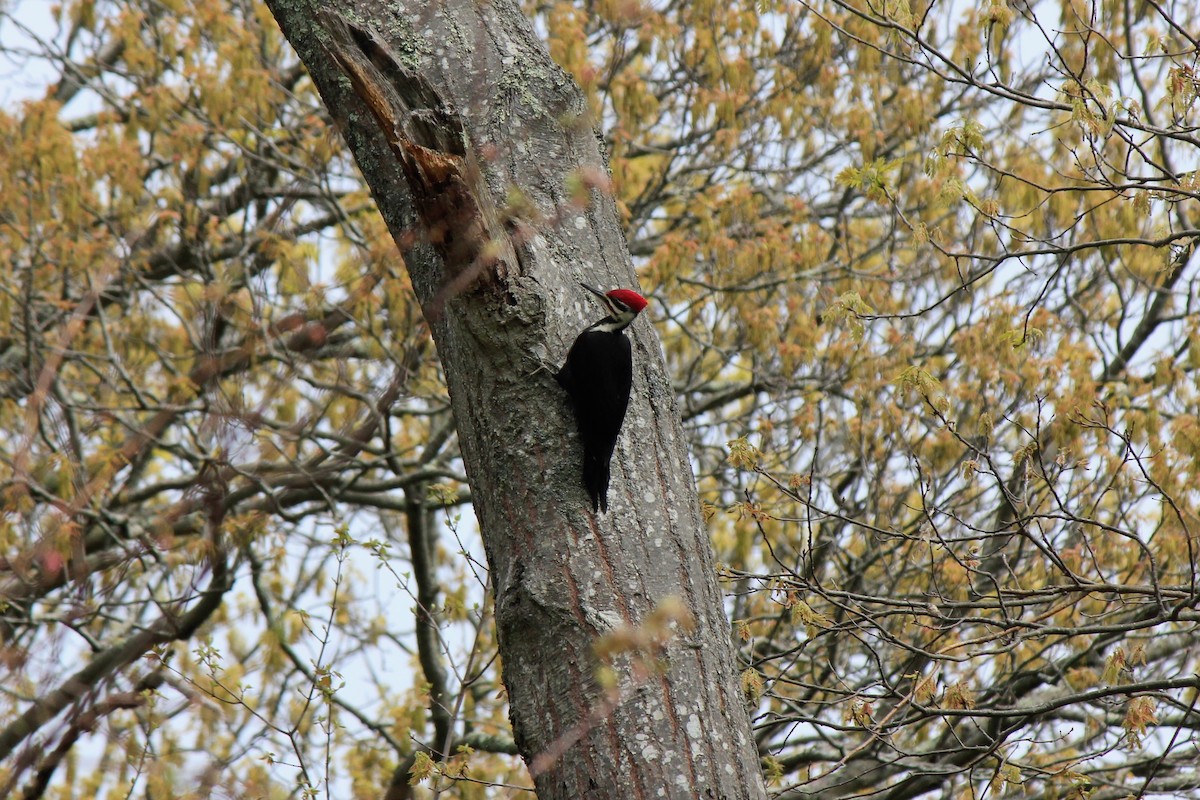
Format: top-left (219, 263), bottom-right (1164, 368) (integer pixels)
top-left (582, 450), bottom-right (611, 513)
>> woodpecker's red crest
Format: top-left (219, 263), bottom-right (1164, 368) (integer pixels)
top-left (605, 289), bottom-right (648, 314)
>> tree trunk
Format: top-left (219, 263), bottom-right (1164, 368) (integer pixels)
top-left (262, 1), bottom-right (767, 797)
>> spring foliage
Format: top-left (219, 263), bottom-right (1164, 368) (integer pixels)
top-left (2, 0), bottom-right (1199, 797)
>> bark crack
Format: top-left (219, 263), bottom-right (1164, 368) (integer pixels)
top-left (318, 10), bottom-right (518, 318)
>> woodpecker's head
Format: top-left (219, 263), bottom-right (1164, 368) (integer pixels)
top-left (582, 283), bottom-right (648, 332)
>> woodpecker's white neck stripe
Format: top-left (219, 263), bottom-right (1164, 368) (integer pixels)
top-left (588, 315), bottom-right (635, 333)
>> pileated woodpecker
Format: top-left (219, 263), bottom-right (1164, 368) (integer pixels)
top-left (556, 283), bottom-right (649, 512)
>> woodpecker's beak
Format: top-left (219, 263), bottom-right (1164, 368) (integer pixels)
top-left (580, 282), bottom-right (612, 313)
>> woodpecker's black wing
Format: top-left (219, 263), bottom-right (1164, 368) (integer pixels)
top-left (556, 329), bottom-right (634, 512)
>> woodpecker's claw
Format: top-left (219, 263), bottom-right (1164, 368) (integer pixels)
top-left (527, 342), bottom-right (559, 378)
top-left (528, 359), bottom-right (558, 378)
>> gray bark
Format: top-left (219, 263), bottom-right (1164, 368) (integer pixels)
top-left (261, 1), bottom-right (767, 797)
